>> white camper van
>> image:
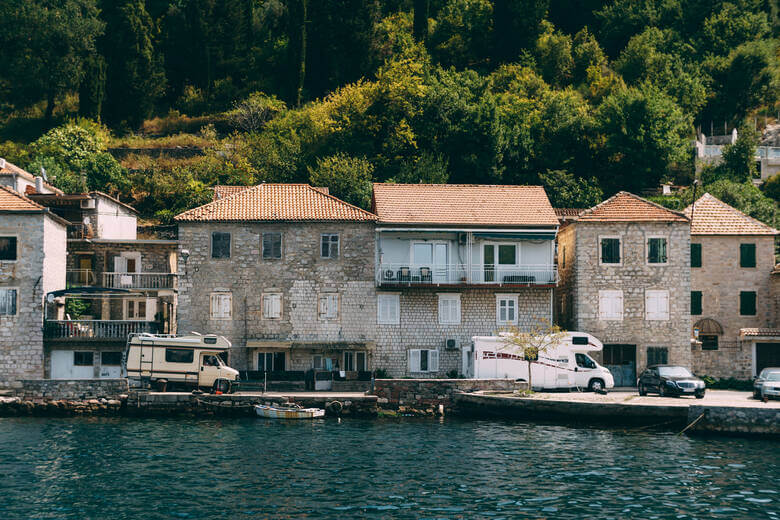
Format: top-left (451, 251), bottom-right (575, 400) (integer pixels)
top-left (463, 332), bottom-right (614, 391)
top-left (125, 333), bottom-right (239, 390)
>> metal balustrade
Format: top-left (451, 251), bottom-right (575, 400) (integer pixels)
top-left (66, 269), bottom-right (97, 287)
top-left (103, 272), bottom-right (176, 289)
top-left (376, 263), bottom-right (557, 286)
top-left (44, 320), bottom-right (158, 339)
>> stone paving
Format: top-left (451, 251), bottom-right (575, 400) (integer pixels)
top-left (518, 388), bottom-right (780, 409)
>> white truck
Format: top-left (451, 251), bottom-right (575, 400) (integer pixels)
top-left (463, 332), bottom-right (614, 392)
top-left (125, 333), bottom-right (239, 391)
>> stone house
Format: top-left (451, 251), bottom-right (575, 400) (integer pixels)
top-left (683, 193), bottom-right (779, 378)
top-left (30, 191), bottom-right (177, 379)
top-left (555, 192), bottom-right (692, 386)
top-left (372, 184), bottom-right (559, 378)
top-left (175, 184), bottom-right (377, 388)
top-left (0, 186), bottom-right (67, 388)
top-left (0, 157), bottom-right (61, 196)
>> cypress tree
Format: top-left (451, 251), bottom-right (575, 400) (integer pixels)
top-left (413, 0), bottom-right (429, 43)
top-left (288, 0), bottom-right (307, 107)
top-left (79, 53), bottom-right (106, 120)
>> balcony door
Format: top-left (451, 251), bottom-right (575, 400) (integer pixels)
top-left (412, 242), bottom-right (448, 282)
top-left (483, 243), bottom-right (517, 282)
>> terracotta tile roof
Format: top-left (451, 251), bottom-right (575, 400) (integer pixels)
top-left (739, 328), bottom-right (780, 337)
top-left (555, 208), bottom-right (584, 217)
top-left (371, 184), bottom-right (558, 227)
top-left (576, 191), bottom-right (688, 223)
top-left (0, 158), bottom-right (63, 194)
top-left (0, 185), bottom-right (47, 211)
top-left (213, 185), bottom-right (252, 201)
top-left (176, 184), bottom-right (377, 222)
top-left (683, 193), bottom-right (778, 235)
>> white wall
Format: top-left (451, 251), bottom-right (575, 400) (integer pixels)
top-left (95, 197), bottom-right (137, 239)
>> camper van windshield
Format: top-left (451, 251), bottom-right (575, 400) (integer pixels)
top-left (575, 353), bottom-right (596, 369)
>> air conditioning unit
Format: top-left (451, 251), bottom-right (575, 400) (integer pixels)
top-left (458, 233), bottom-right (468, 245)
top-left (80, 198), bottom-right (96, 209)
top-left (445, 338), bottom-right (458, 350)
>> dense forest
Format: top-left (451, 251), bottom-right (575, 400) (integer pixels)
top-left (0, 0), bottom-right (779, 225)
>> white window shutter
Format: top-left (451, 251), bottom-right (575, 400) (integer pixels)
top-left (409, 349), bottom-right (420, 373)
top-left (615, 292), bottom-right (623, 320)
top-left (598, 293), bottom-right (607, 319)
top-left (318, 296), bottom-right (326, 318)
top-left (273, 294), bottom-right (281, 318)
top-left (391, 295), bottom-right (399, 323)
top-left (263, 294), bottom-right (271, 317)
top-left (221, 294), bottom-right (231, 318)
top-left (114, 256), bottom-right (126, 273)
top-left (145, 298), bottom-right (157, 321)
top-left (659, 291), bottom-right (669, 320)
top-left (429, 350), bottom-right (439, 372)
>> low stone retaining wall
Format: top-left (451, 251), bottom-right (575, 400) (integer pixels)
top-left (0, 396), bottom-right (124, 416)
top-left (374, 379), bottom-right (527, 412)
top-left (13, 379), bottom-right (129, 401)
top-left (689, 405), bottom-right (780, 436)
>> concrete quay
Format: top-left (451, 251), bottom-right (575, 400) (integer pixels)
top-left (453, 390), bottom-right (780, 437)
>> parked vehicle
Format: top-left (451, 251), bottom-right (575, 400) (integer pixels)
top-left (753, 367), bottom-right (780, 399)
top-left (758, 371), bottom-right (780, 400)
top-left (464, 332), bottom-right (615, 391)
top-left (255, 404), bottom-right (325, 419)
top-left (638, 365), bottom-right (705, 398)
top-left (125, 333), bottom-right (238, 391)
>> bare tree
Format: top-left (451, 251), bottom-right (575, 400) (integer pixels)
top-left (498, 318), bottom-right (566, 391)
top-left (229, 92), bottom-right (286, 133)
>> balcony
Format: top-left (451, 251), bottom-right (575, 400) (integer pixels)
top-left (66, 269), bottom-right (97, 287)
top-left (67, 223), bottom-right (93, 239)
top-left (102, 272), bottom-right (176, 290)
top-left (376, 263), bottom-right (557, 287)
top-left (44, 320), bottom-right (158, 340)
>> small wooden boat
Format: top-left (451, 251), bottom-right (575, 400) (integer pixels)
top-left (255, 403), bottom-right (325, 419)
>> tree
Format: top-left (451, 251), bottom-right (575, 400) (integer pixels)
top-left (413, 0), bottom-right (430, 43)
top-left (498, 318), bottom-right (567, 391)
top-left (430, 0), bottom-right (493, 69)
top-left (702, 180), bottom-right (778, 228)
top-left (228, 93), bottom-right (286, 133)
top-left (492, 0), bottom-right (549, 64)
top-left (287, 0), bottom-right (307, 107)
top-left (538, 170), bottom-right (603, 208)
top-left (701, 125), bottom-right (759, 184)
top-left (535, 22), bottom-right (574, 87)
top-left (78, 54), bottom-right (106, 120)
top-left (0, 0), bottom-right (104, 124)
top-left (308, 154), bottom-right (374, 209)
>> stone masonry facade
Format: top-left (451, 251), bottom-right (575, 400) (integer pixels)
top-left (556, 221), bottom-right (692, 375)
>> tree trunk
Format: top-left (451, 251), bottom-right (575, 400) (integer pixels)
top-left (44, 88), bottom-right (56, 126)
top-left (527, 360), bottom-right (532, 391)
top-left (288, 0), bottom-right (307, 107)
top-left (413, 0), bottom-right (429, 43)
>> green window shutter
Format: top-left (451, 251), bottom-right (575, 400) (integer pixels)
top-left (691, 291), bottom-right (702, 315)
top-left (690, 243), bottom-right (702, 268)
top-left (740, 291), bottom-right (757, 315)
top-left (740, 244), bottom-right (756, 268)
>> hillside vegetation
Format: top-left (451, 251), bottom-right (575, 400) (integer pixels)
top-left (0, 1), bottom-right (778, 225)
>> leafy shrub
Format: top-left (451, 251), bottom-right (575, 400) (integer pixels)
top-left (700, 376), bottom-right (753, 391)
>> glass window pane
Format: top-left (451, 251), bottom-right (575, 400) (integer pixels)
top-left (420, 349), bottom-right (428, 371)
top-left (498, 245), bottom-right (516, 265)
top-left (0, 237), bottom-right (17, 260)
top-left (414, 243), bottom-right (432, 264)
top-left (691, 243), bottom-right (702, 267)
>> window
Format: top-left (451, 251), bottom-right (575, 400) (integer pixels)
top-left (496, 294), bottom-right (518, 325)
top-left (498, 244), bottom-right (517, 265)
top-left (647, 347), bottom-right (668, 366)
top-left (321, 234), bottom-right (339, 258)
top-left (438, 293), bottom-right (461, 325)
top-left (647, 237), bottom-right (667, 264)
top-left (126, 299), bottom-right (147, 320)
top-left (690, 243), bottom-right (702, 268)
top-left (262, 232), bottom-right (282, 259)
top-left (575, 353), bottom-right (596, 369)
top-left (101, 351), bottom-right (122, 366)
top-left (598, 290), bottom-right (623, 321)
top-left (0, 288), bottom-right (17, 315)
top-left (263, 293), bottom-right (282, 319)
top-left (561, 245), bottom-right (565, 269)
top-left (600, 237), bottom-right (621, 264)
top-left (258, 352), bottom-right (285, 371)
top-left (691, 291), bottom-right (702, 316)
top-left (210, 292), bottom-right (232, 320)
top-left (126, 257), bottom-right (137, 273)
top-left (645, 290), bottom-right (669, 320)
top-left (377, 294), bottom-right (399, 325)
top-left (740, 243), bottom-right (756, 268)
top-left (165, 348), bottom-right (194, 363)
top-left (318, 293), bottom-right (339, 320)
top-left (211, 232), bottom-right (231, 259)
top-left (0, 237), bottom-right (17, 261)
top-left (356, 351), bottom-right (366, 372)
top-left (740, 291), bottom-right (757, 316)
top-left (343, 351), bottom-right (366, 371)
top-left (409, 349), bottom-right (439, 373)
top-left (701, 335), bottom-right (719, 351)
top-left (73, 351), bottom-right (94, 366)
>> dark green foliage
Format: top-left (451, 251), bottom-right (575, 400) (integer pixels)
top-left (79, 54), bottom-right (106, 120)
top-left (493, 0), bottom-right (549, 63)
top-left (413, 0), bottom-right (430, 42)
top-left (538, 170), bottom-right (603, 208)
top-left (308, 154), bottom-right (375, 209)
top-left (700, 125), bottom-right (759, 184)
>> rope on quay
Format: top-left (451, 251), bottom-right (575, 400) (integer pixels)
top-left (623, 417), bottom-right (685, 432)
top-left (678, 412), bottom-right (706, 436)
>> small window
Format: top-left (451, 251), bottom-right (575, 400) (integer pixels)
top-left (126, 299), bottom-right (147, 320)
top-left (101, 351), bottom-right (122, 366)
top-left (0, 237), bottom-right (17, 261)
top-left (210, 292), bottom-right (232, 320)
top-left (647, 237), bottom-right (667, 264)
top-left (740, 244), bottom-right (756, 268)
top-left (74, 351), bottom-right (94, 366)
top-left (318, 293), bottom-right (339, 320)
top-left (700, 335), bottom-right (719, 351)
top-left (378, 294), bottom-right (400, 325)
top-left (321, 234), bottom-right (339, 259)
top-left (356, 351), bottom-right (366, 372)
top-left (165, 348), bottom-right (194, 363)
top-left (740, 291), bottom-right (757, 316)
top-left (496, 295), bottom-right (518, 325)
top-left (645, 290), bottom-right (669, 321)
top-left (211, 232), bottom-right (231, 259)
top-left (600, 238), bottom-right (620, 264)
top-left (344, 351), bottom-right (355, 371)
top-left (572, 336), bottom-right (589, 346)
top-left (691, 291), bottom-right (702, 316)
top-left (498, 244), bottom-right (516, 265)
top-left (409, 349), bottom-right (439, 373)
top-left (690, 243), bottom-right (702, 268)
top-left (647, 347), bottom-right (668, 366)
top-left (598, 290), bottom-right (623, 321)
top-left (262, 232), bottom-right (282, 259)
top-left (0, 288), bottom-right (17, 315)
top-left (263, 293), bottom-right (282, 319)
top-left (126, 257), bottom-right (137, 273)
top-left (438, 293), bottom-right (461, 325)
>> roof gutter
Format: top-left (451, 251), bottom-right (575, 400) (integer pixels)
top-left (376, 226), bottom-right (559, 233)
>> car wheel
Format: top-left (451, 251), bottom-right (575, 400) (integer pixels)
top-left (695, 392), bottom-right (705, 399)
top-left (588, 379), bottom-right (605, 392)
top-left (753, 390), bottom-right (760, 399)
top-left (659, 385), bottom-right (666, 397)
top-left (638, 383), bottom-right (647, 396)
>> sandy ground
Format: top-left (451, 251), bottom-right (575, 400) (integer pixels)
top-left (522, 388), bottom-right (780, 409)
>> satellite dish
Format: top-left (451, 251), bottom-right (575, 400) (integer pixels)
top-left (46, 293), bottom-right (54, 303)
top-left (83, 216), bottom-right (91, 225)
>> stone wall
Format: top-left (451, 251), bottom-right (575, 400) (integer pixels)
top-left (66, 241), bottom-right (177, 282)
top-left (568, 221), bottom-right (692, 374)
top-left (554, 224), bottom-right (576, 330)
top-left (689, 405), bottom-right (780, 436)
top-left (375, 288), bottom-right (552, 377)
top-left (13, 378), bottom-right (128, 400)
top-left (374, 378), bottom-right (527, 410)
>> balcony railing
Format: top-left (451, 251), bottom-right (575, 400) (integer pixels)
top-left (103, 272), bottom-right (176, 290)
top-left (377, 263), bottom-right (557, 286)
top-left (44, 320), bottom-right (158, 339)
top-left (67, 223), bottom-right (93, 239)
top-left (66, 269), bottom-right (97, 287)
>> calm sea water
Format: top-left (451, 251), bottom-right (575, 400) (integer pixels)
top-left (0, 417), bottom-right (777, 519)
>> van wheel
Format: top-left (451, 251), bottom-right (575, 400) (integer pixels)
top-left (638, 383), bottom-right (647, 396)
top-left (588, 379), bottom-right (604, 392)
top-left (659, 385), bottom-right (666, 397)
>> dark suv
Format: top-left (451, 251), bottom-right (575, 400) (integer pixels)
top-left (638, 365), bottom-right (706, 398)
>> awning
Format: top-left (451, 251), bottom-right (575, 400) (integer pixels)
top-left (694, 318), bottom-right (724, 335)
top-left (472, 232), bottom-right (556, 240)
top-left (47, 287), bottom-right (133, 298)
top-left (246, 340), bottom-right (292, 350)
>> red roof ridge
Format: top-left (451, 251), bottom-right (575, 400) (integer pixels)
top-left (684, 192), bottom-right (778, 235)
top-left (577, 191), bottom-right (689, 222)
top-left (0, 185), bottom-right (46, 210)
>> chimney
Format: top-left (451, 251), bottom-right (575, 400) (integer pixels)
top-left (35, 176), bottom-right (44, 193)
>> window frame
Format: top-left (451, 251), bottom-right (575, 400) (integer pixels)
top-left (700, 335), bottom-right (719, 351)
top-left (320, 233), bottom-right (339, 259)
top-left (598, 290), bottom-right (623, 321)
top-left (739, 243), bottom-right (757, 268)
top-left (496, 294), bottom-right (519, 325)
top-left (262, 232), bottom-right (283, 260)
top-left (0, 287), bottom-right (18, 316)
top-left (262, 292), bottom-right (283, 320)
top-left (210, 231), bottom-right (231, 259)
top-left (377, 293), bottom-right (400, 325)
top-left (73, 351), bottom-right (94, 367)
top-left (690, 243), bottom-right (702, 268)
top-left (691, 290), bottom-right (703, 316)
top-left (408, 348), bottom-right (440, 374)
top-left (647, 346), bottom-right (668, 366)
top-left (318, 292), bottom-right (340, 321)
top-left (645, 289), bottom-right (670, 321)
top-left (739, 290), bottom-right (757, 316)
top-left (0, 235), bottom-right (18, 262)
top-left (646, 235), bottom-right (668, 265)
top-left (599, 236), bottom-right (622, 266)
top-left (165, 348), bottom-right (194, 364)
top-left (100, 351), bottom-right (123, 366)
top-left (438, 293), bottom-right (461, 325)
top-left (124, 298), bottom-right (148, 321)
top-left (209, 292), bottom-right (233, 320)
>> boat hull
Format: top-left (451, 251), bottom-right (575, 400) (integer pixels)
top-left (255, 404), bottom-right (325, 419)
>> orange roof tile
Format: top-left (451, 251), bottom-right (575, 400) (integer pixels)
top-left (0, 185), bottom-right (48, 211)
top-left (0, 158), bottom-right (63, 194)
top-left (576, 191), bottom-right (688, 223)
top-left (683, 193), bottom-right (778, 235)
top-left (212, 185), bottom-right (252, 201)
top-left (176, 184), bottom-right (376, 222)
top-left (371, 184), bottom-right (558, 227)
